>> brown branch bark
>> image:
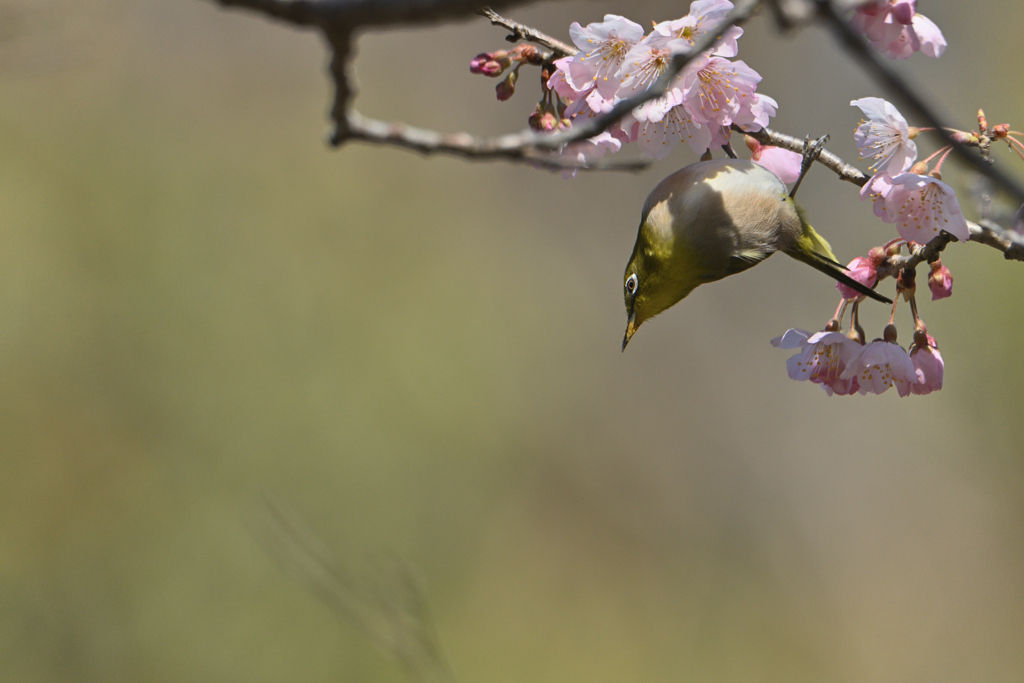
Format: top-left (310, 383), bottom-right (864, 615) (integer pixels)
top-left (479, 7), bottom-right (576, 59)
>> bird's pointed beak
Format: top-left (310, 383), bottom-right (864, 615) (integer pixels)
top-left (622, 310), bottom-right (637, 352)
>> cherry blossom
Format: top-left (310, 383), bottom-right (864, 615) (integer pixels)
top-left (567, 15), bottom-right (645, 99)
top-left (910, 334), bottom-right (944, 394)
top-left (624, 89), bottom-right (713, 159)
top-left (851, 97), bottom-right (917, 174)
top-left (881, 14), bottom-right (947, 60)
top-left (840, 339), bottom-right (917, 396)
top-left (860, 171), bottom-right (897, 220)
top-left (680, 54), bottom-right (764, 129)
top-left (617, 33), bottom-right (683, 100)
top-left (882, 173), bottom-right (970, 242)
top-left (927, 260), bottom-right (953, 300)
top-left (771, 328), bottom-right (864, 396)
top-left (850, 1), bottom-right (947, 60)
top-left (653, 0), bottom-right (743, 57)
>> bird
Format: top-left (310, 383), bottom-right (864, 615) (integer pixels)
top-left (621, 158), bottom-right (891, 350)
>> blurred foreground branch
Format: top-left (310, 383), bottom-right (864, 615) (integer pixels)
top-left (255, 500), bottom-right (454, 683)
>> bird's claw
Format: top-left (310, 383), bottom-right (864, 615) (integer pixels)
top-left (790, 134), bottom-right (830, 199)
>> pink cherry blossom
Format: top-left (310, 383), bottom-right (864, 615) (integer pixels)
top-left (908, 14), bottom-right (946, 58)
top-left (927, 259), bottom-right (953, 299)
top-left (567, 15), bottom-right (645, 99)
top-left (771, 328), bottom-right (864, 396)
top-left (654, 0), bottom-right (743, 57)
top-left (860, 172), bottom-right (897, 220)
top-left (680, 54), bottom-right (763, 129)
top-left (836, 256), bottom-right (880, 300)
top-left (618, 34), bottom-right (683, 99)
top-left (747, 139), bottom-right (802, 183)
top-left (850, 1), bottom-right (946, 60)
top-left (622, 83), bottom-right (713, 158)
top-left (883, 173), bottom-right (970, 242)
top-left (547, 57), bottom-right (581, 99)
top-left (557, 131), bottom-right (623, 179)
top-left (851, 97), bottom-right (917, 174)
top-left (910, 335), bottom-right (943, 394)
top-left (840, 340), bottom-right (917, 396)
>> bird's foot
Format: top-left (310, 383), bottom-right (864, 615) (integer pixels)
top-left (789, 134), bottom-right (830, 199)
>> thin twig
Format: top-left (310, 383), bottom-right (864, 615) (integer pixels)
top-left (479, 7), bottom-right (576, 59)
top-left (340, 110), bottom-right (651, 171)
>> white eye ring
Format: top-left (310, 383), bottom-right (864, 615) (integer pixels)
top-left (625, 274), bottom-right (638, 295)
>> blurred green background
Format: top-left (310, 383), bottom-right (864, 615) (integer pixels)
top-left (1, 1), bottom-right (1022, 681)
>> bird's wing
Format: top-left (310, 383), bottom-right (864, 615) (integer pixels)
top-left (724, 248), bottom-right (773, 277)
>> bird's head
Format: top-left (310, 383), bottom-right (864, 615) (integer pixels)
top-left (621, 213), bottom-right (699, 351)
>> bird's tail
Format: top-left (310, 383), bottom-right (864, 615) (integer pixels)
top-left (786, 219), bottom-right (893, 304)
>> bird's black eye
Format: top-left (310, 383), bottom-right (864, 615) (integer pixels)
top-left (625, 273), bottom-right (638, 295)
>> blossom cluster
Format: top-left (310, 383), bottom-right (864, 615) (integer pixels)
top-left (773, 322), bottom-right (942, 397)
top-left (851, 97), bottom-right (970, 244)
top-left (548, 2), bottom-right (779, 162)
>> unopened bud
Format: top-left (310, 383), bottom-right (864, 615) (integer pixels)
top-left (538, 111), bottom-right (558, 131)
top-left (909, 161), bottom-right (929, 175)
top-left (495, 68), bottom-right (518, 101)
top-left (992, 123), bottom-right (1010, 138)
top-left (978, 109), bottom-right (988, 131)
top-left (470, 51), bottom-right (510, 77)
top-left (744, 135), bottom-right (761, 158)
top-left (528, 104), bottom-right (543, 131)
top-left (883, 324), bottom-right (898, 343)
top-left (928, 259), bottom-right (953, 300)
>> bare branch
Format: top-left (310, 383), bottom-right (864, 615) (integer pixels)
top-left (972, 219), bottom-right (1024, 261)
top-left (479, 7), bottom-right (576, 59)
top-left (339, 110), bottom-right (651, 171)
top-left (816, 0), bottom-right (1024, 205)
top-left (738, 125), bottom-right (869, 186)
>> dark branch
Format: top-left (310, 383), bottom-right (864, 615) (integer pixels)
top-left (215, 0), bottom-right (534, 29)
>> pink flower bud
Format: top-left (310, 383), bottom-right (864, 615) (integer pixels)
top-left (495, 68), bottom-right (518, 101)
top-left (538, 111), bottom-right (558, 131)
top-left (470, 51), bottom-right (510, 77)
top-left (928, 260), bottom-right (953, 300)
top-left (836, 256), bottom-right (879, 300)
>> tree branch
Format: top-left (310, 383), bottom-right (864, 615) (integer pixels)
top-left (339, 110), bottom-right (651, 171)
top-left (479, 7), bottom-right (576, 59)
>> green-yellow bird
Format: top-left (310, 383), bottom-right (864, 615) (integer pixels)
top-left (621, 159), bottom-right (890, 350)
